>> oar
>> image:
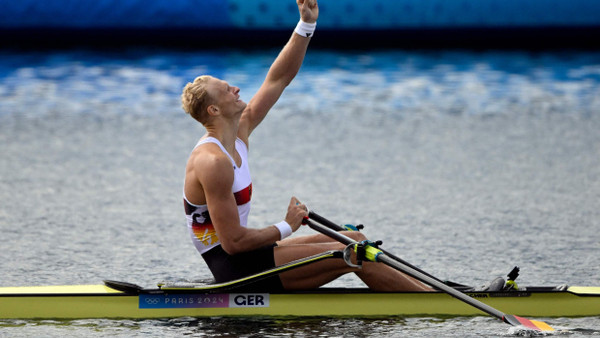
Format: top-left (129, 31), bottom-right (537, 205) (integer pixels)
top-left (304, 214), bottom-right (555, 333)
top-left (309, 210), bottom-right (450, 286)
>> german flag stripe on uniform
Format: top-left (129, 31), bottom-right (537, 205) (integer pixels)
top-left (234, 183), bottom-right (252, 205)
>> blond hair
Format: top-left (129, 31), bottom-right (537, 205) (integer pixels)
top-left (181, 75), bottom-right (213, 124)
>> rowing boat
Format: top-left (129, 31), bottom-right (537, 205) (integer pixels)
top-left (0, 281), bottom-right (598, 319)
top-left (2, 212), bottom-right (597, 326)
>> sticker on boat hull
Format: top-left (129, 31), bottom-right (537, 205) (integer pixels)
top-left (139, 293), bottom-right (269, 309)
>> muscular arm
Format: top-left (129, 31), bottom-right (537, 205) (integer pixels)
top-left (238, 0), bottom-right (319, 143)
top-left (195, 148), bottom-right (305, 255)
top-left (191, 1), bottom-right (318, 255)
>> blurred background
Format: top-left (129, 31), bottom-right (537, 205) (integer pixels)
top-left (2, 0), bottom-right (600, 49)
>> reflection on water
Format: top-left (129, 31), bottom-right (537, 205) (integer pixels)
top-left (3, 316), bottom-right (599, 337)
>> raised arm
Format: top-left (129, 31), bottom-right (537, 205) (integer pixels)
top-left (237, 0), bottom-right (319, 144)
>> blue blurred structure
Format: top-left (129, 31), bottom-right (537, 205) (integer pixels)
top-left (1, 0), bottom-right (599, 48)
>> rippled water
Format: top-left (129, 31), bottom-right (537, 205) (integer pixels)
top-left (1, 48), bottom-right (599, 336)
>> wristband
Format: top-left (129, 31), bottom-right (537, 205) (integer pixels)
top-left (274, 221), bottom-right (293, 240)
top-left (294, 20), bottom-right (316, 38)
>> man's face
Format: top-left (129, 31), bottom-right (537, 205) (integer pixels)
top-left (207, 77), bottom-right (247, 117)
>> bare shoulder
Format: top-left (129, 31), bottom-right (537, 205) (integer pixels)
top-left (191, 144), bottom-right (235, 188)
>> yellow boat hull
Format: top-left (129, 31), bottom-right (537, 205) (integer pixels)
top-left (1, 285), bottom-right (599, 319)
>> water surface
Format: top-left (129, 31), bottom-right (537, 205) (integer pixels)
top-left (1, 48), bottom-right (599, 336)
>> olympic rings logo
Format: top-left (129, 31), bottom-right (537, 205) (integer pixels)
top-left (144, 297), bottom-right (161, 305)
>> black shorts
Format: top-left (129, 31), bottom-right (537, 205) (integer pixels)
top-left (201, 244), bottom-right (284, 292)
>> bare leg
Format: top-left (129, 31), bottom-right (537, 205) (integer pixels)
top-left (274, 233), bottom-right (432, 292)
top-left (277, 231), bottom-right (356, 245)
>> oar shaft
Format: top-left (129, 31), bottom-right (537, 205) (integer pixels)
top-left (308, 211), bottom-right (345, 231)
top-left (307, 212), bottom-right (554, 331)
top-left (376, 253), bottom-right (505, 319)
top-left (306, 217), bottom-right (355, 245)
top-left (308, 211), bottom-right (446, 285)
top-left (304, 219), bottom-right (506, 321)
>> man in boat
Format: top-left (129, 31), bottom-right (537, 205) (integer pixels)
top-left (180, 0), bottom-right (431, 292)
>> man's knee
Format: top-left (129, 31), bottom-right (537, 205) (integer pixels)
top-left (340, 231), bottom-right (367, 241)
